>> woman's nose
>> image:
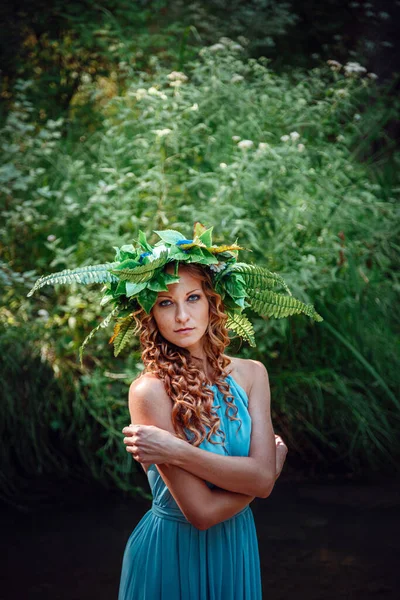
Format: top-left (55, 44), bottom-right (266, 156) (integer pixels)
top-left (175, 303), bottom-right (190, 323)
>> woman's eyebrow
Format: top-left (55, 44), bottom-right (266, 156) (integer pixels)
top-left (158, 288), bottom-right (201, 298)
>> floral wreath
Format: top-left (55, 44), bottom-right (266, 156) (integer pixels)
top-left (28, 222), bottom-right (323, 363)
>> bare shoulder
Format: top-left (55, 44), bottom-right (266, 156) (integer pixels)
top-left (129, 372), bottom-right (168, 400)
top-left (226, 356), bottom-right (268, 397)
top-left (128, 373), bottom-right (174, 433)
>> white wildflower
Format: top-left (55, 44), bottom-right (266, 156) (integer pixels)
top-left (231, 74), bottom-right (244, 83)
top-left (154, 128), bottom-right (172, 137)
top-left (258, 142), bottom-right (269, 150)
top-left (336, 88), bottom-right (348, 98)
top-left (38, 309), bottom-right (49, 320)
top-left (135, 88), bottom-right (147, 100)
top-left (47, 234), bottom-right (56, 242)
top-left (290, 131), bottom-right (300, 141)
top-left (237, 36), bottom-right (250, 46)
top-left (297, 143), bottom-right (305, 152)
top-left (367, 72), bottom-right (378, 80)
top-left (219, 37), bottom-right (233, 46)
top-left (209, 43), bottom-right (225, 52)
top-left (327, 59), bottom-right (342, 71)
top-left (148, 87), bottom-right (160, 95)
top-left (280, 135), bottom-right (290, 142)
top-left (336, 134), bottom-right (345, 142)
top-left (344, 61), bottom-right (367, 76)
top-left (167, 71), bottom-right (188, 82)
top-left (219, 162), bottom-right (228, 169)
top-left (209, 262), bottom-right (227, 273)
top-left (231, 43), bottom-right (244, 52)
top-left (169, 80), bottom-right (184, 87)
top-left (81, 73), bottom-right (92, 84)
top-left (232, 135), bottom-right (241, 142)
top-left (238, 139), bottom-right (253, 149)
top-left (354, 113), bottom-right (361, 120)
top-left (190, 103), bottom-right (199, 111)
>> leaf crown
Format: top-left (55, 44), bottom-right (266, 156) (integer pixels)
top-left (27, 222), bottom-right (323, 364)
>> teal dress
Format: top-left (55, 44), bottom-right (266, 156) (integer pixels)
top-left (118, 374), bottom-right (262, 599)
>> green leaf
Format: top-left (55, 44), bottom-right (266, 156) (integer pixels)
top-left (225, 311), bottom-right (256, 346)
top-left (198, 226), bottom-right (213, 246)
top-left (249, 289), bottom-right (323, 321)
top-left (27, 263), bottom-right (119, 297)
top-left (79, 305), bottom-right (120, 366)
top-left (125, 281), bottom-right (148, 297)
top-left (154, 229), bottom-right (186, 244)
top-left (137, 288), bottom-right (158, 313)
top-left (110, 252), bottom-right (168, 283)
top-left (138, 230), bottom-right (152, 252)
top-left (229, 263), bottom-right (292, 295)
top-left (112, 314), bottom-right (137, 356)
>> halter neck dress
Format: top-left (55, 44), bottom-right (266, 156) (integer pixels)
top-left (118, 374), bottom-right (262, 599)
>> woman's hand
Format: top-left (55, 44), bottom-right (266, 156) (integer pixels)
top-left (275, 434), bottom-right (288, 480)
top-left (122, 423), bottom-right (179, 467)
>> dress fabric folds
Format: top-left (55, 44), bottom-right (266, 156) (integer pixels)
top-left (118, 374), bottom-right (262, 600)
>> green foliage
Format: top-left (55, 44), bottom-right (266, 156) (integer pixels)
top-left (1, 35), bottom-right (399, 501)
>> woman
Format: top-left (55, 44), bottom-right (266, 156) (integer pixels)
top-left (27, 223), bottom-right (321, 599)
top-left (119, 261), bottom-right (288, 600)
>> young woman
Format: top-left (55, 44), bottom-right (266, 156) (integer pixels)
top-left (119, 261), bottom-right (288, 599)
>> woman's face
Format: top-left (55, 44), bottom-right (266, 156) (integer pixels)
top-left (151, 266), bottom-right (210, 352)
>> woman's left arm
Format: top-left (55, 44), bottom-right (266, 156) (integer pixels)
top-left (124, 360), bottom-right (277, 498)
top-left (171, 360), bottom-right (276, 498)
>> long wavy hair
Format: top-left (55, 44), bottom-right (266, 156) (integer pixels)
top-left (132, 262), bottom-right (243, 448)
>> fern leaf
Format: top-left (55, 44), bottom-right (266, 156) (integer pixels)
top-left (249, 289), bottom-right (323, 321)
top-left (111, 314), bottom-right (137, 356)
top-left (229, 263), bottom-right (292, 295)
top-left (209, 244), bottom-right (244, 254)
top-left (110, 252), bottom-right (169, 283)
top-left (226, 311), bottom-right (256, 346)
top-left (27, 263), bottom-right (119, 297)
top-left (79, 305), bottom-right (120, 366)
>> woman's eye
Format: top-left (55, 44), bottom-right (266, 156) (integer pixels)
top-left (188, 294), bottom-right (201, 301)
top-left (158, 294), bottom-right (200, 307)
top-left (159, 300), bottom-right (171, 307)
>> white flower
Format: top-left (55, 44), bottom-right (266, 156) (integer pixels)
top-left (219, 162), bottom-right (228, 169)
top-left (148, 86), bottom-right (160, 95)
top-left (344, 61), bottom-right (367, 76)
top-left (209, 43), bottom-right (225, 52)
top-left (190, 103), bottom-right (199, 111)
top-left (327, 59), bottom-right (342, 71)
top-left (231, 74), bottom-right (244, 83)
top-left (209, 262), bottom-right (227, 273)
top-left (219, 37), bottom-right (232, 45)
top-left (280, 135), bottom-right (290, 142)
top-left (290, 131), bottom-right (300, 141)
top-left (354, 113), bottom-right (361, 120)
top-left (167, 71), bottom-right (188, 82)
top-left (336, 88), bottom-right (348, 98)
top-left (135, 88), bottom-right (147, 100)
top-left (258, 142), bottom-right (269, 150)
top-left (38, 309), bottom-right (49, 320)
top-left (336, 134), bottom-right (345, 142)
top-left (238, 139), bottom-right (253, 149)
top-left (154, 128), bottom-right (172, 137)
top-left (81, 73), bottom-right (92, 84)
top-left (231, 43), bottom-right (244, 51)
top-left (367, 72), bottom-right (378, 80)
top-left (47, 234), bottom-right (56, 242)
top-left (297, 143), bottom-right (305, 152)
top-left (232, 135), bottom-right (241, 142)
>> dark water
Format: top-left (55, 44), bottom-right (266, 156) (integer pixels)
top-left (1, 473), bottom-right (399, 600)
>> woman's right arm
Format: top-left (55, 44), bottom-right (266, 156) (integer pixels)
top-left (128, 376), bottom-right (254, 530)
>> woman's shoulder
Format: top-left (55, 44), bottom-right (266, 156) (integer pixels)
top-left (129, 371), bottom-right (169, 401)
top-left (225, 355), bottom-right (267, 396)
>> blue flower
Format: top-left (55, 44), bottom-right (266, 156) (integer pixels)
top-left (176, 239), bottom-right (193, 245)
top-left (139, 251), bottom-right (152, 263)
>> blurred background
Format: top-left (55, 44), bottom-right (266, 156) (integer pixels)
top-left (0, 1), bottom-right (399, 598)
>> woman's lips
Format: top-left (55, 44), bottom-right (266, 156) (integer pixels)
top-left (175, 328), bottom-right (194, 333)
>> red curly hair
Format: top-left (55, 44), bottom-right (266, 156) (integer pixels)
top-left (132, 262), bottom-right (243, 448)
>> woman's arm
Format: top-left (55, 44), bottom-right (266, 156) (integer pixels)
top-left (170, 360), bottom-right (276, 497)
top-left (127, 375), bottom-right (254, 530)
